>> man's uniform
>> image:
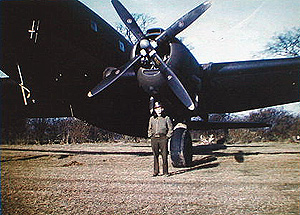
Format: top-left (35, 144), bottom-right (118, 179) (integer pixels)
top-left (148, 113), bottom-right (173, 176)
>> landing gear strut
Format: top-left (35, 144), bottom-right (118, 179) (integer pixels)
top-left (170, 123), bottom-right (192, 167)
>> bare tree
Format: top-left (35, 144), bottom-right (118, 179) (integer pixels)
top-left (261, 27), bottom-right (300, 57)
top-left (116, 13), bottom-right (195, 51)
top-left (116, 13), bottom-right (157, 44)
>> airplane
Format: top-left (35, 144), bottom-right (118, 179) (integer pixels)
top-left (1, 0), bottom-right (299, 167)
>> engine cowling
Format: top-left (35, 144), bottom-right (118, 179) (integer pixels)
top-left (130, 28), bottom-right (200, 101)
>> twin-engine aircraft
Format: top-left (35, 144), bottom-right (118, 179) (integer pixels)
top-left (1, 0), bottom-right (299, 166)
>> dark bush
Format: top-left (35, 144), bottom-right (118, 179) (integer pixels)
top-left (2, 108), bottom-right (299, 144)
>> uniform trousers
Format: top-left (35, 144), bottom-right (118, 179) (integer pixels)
top-left (151, 136), bottom-right (168, 175)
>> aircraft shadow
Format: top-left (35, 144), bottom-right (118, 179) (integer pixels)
top-left (1, 154), bottom-right (50, 162)
top-left (226, 145), bottom-right (272, 148)
top-left (0, 147), bottom-right (153, 158)
top-left (193, 143), bottom-right (227, 155)
top-left (192, 144), bottom-right (300, 164)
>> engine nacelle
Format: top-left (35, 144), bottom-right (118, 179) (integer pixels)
top-left (130, 28), bottom-right (200, 98)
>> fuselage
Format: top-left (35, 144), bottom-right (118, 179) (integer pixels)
top-left (1, 0), bottom-right (149, 136)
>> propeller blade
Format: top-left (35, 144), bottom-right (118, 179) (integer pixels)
top-left (150, 52), bottom-right (195, 110)
top-left (88, 55), bottom-right (142, 97)
top-left (156, 0), bottom-right (211, 44)
top-left (111, 0), bottom-right (145, 41)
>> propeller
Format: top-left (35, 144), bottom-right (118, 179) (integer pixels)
top-left (87, 54), bottom-right (141, 97)
top-left (88, 0), bottom-right (211, 111)
top-left (156, 1), bottom-right (211, 44)
top-left (111, 0), bottom-right (145, 41)
top-left (139, 40), bottom-right (195, 110)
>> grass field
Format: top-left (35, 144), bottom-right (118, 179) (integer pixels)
top-left (1, 142), bottom-right (299, 214)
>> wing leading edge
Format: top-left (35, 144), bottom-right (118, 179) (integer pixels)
top-left (200, 57), bottom-right (300, 113)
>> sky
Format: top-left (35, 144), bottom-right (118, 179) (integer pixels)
top-left (79, 0), bottom-right (300, 115)
top-left (80, 0), bottom-right (300, 63)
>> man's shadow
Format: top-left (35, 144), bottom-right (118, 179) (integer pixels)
top-left (168, 141), bottom-right (229, 176)
top-left (168, 155), bottom-right (219, 177)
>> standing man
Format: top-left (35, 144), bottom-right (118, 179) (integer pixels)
top-left (148, 102), bottom-right (173, 176)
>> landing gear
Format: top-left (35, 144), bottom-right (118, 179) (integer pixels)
top-left (170, 123), bottom-right (192, 167)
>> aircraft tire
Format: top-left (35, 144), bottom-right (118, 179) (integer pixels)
top-left (170, 127), bottom-right (192, 167)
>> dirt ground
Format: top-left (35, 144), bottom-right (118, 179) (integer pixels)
top-left (1, 141), bottom-right (300, 215)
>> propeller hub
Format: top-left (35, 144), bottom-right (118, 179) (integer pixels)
top-left (140, 39), bottom-right (151, 49)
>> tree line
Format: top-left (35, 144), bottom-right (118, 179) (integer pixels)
top-left (1, 117), bottom-right (140, 145)
top-left (191, 108), bottom-right (300, 144)
top-left (2, 107), bottom-right (299, 145)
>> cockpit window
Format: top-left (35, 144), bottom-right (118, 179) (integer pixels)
top-left (90, 20), bottom-right (98, 32)
top-left (119, 41), bottom-right (125, 52)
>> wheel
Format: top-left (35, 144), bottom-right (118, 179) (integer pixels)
top-left (170, 127), bottom-right (192, 167)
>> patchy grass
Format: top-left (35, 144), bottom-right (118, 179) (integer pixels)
top-left (1, 142), bottom-right (299, 214)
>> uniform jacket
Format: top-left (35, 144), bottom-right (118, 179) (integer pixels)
top-left (148, 115), bottom-right (173, 138)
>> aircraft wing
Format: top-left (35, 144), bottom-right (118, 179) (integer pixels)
top-left (0, 0), bottom-right (133, 117)
top-left (200, 57), bottom-right (300, 113)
